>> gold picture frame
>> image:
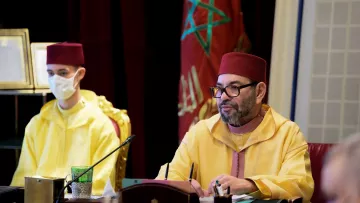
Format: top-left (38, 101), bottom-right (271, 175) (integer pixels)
top-left (31, 42), bottom-right (56, 89)
top-left (0, 29), bottom-right (34, 89)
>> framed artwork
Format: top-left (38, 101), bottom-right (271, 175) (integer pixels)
top-left (31, 42), bottom-right (56, 88)
top-left (0, 29), bottom-right (34, 89)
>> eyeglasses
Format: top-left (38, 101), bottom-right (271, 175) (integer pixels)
top-left (209, 82), bottom-right (258, 98)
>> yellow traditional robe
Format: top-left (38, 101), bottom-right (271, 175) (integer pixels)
top-left (10, 91), bottom-right (120, 195)
top-left (156, 105), bottom-right (314, 202)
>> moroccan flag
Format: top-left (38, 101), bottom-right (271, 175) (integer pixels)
top-left (178, 0), bottom-right (251, 140)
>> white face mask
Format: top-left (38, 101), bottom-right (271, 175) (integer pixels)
top-left (48, 71), bottom-right (79, 100)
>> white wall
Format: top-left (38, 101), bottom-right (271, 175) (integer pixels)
top-left (296, 0), bottom-right (360, 143)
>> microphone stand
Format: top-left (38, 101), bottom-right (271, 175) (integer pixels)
top-left (55, 134), bottom-right (136, 203)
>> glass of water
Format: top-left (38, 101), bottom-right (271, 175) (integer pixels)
top-left (71, 166), bottom-right (93, 199)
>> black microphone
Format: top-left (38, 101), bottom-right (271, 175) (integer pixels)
top-left (55, 134), bottom-right (136, 203)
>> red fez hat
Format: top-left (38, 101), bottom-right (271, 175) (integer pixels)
top-left (218, 52), bottom-right (267, 83)
top-left (46, 42), bottom-right (84, 66)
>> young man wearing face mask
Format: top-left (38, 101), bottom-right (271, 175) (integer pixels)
top-left (10, 42), bottom-right (120, 195)
top-left (156, 52), bottom-right (314, 202)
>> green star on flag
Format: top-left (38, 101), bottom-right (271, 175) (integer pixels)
top-left (181, 0), bottom-right (231, 55)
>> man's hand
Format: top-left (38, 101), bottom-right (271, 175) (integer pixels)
top-left (190, 179), bottom-right (210, 197)
top-left (207, 175), bottom-right (258, 195)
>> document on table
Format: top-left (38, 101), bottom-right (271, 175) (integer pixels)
top-left (65, 194), bottom-right (102, 199)
top-left (199, 194), bottom-right (254, 202)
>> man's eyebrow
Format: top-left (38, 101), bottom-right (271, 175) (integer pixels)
top-left (216, 81), bottom-right (242, 86)
top-left (47, 68), bottom-right (69, 72)
top-left (57, 68), bottom-right (69, 71)
top-left (229, 81), bottom-right (242, 85)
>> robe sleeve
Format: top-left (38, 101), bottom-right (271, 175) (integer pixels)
top-left (155, 129), bottom-right (198, 181)
top-left (246, 130), bottom-right (314, 201)
top-left (91, 121), bottom-right (120, 195)
top-left (10, 117), bottom-right (39, 186)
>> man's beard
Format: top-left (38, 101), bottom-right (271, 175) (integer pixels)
top-left (219, 91), bottom-right (256, 126)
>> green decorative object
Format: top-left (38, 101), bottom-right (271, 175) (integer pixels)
top-left (71, 166), bottom-right (93, 183)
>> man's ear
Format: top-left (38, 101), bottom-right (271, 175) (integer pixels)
top-left (255, 82), bottom-right (266, 104)
top-left (77, 67), bottom-right (86, 81)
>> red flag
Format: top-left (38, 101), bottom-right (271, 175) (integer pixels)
top-left (178, 0), bottom-right (251, 140)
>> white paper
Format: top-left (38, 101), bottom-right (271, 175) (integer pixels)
top-left (102, 178), bottom-right (117, 197)
top-left (65, 194), bottom-right (101, 199)
top-left (31, 175), bottom-right (46, 179)
top-left (199, 194), bottom-right (254, 203)
top-left (232, 194), bottom-right (254, 201)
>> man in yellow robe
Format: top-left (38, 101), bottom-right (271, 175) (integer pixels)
top-left (10, 42), bottom-right (120, 196)
top-left (156, 52), bottom-right (314, 202)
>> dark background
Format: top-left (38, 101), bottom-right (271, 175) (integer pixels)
top-left (0, 0), bottom-right (275, 185)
